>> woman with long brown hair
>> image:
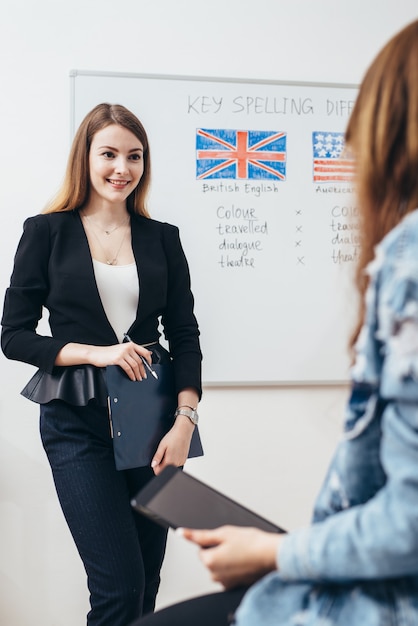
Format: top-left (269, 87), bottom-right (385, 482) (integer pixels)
top-left (133, 18), bottom-right (418, 626)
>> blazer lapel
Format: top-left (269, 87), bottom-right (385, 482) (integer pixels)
top-left (130, 215), bottom-right (166, 329)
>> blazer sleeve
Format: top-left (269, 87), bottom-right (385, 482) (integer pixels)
top-left (1, 216), bottom-right (68, 373)
top-left (160, 223), bottom-right (202, 400)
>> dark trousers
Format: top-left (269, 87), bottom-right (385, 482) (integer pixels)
top-left (40, 400), bottom-right (168, 626)
top-left (129, 588), bottom-right (248, 626)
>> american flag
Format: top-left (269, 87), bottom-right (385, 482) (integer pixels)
top-left (196, 128), bottom-right (287, 180)
top-left (312, 131), bottom-right (355, 182)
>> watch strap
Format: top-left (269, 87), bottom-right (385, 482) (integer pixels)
top-left (174, 407), bottom-right (199, 425)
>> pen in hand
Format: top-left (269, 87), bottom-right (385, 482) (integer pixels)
top-left (123, 334), bottom-right (159, 379)
top-left (139, 355), bottom-right (158, 380)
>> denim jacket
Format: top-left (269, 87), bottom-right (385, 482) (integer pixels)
top-left (235, 209), bottom-right (418, 625)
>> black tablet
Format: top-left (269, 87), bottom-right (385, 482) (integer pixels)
top-left (131, 465), bottom-right (286, 533)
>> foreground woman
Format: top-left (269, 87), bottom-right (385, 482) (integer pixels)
top-left (134, 18), bottom-right (418, 626)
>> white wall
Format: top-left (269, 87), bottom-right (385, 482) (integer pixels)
top-left (0, 2), bottom-right (417, 624)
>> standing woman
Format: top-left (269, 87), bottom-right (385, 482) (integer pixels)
top-left (1, 103), bottom-right (202, 625)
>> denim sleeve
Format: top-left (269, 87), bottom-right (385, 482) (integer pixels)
top-left (278, 234), bottom-right (418, 583)
top-left (278, 398), bottom-right (418, 581)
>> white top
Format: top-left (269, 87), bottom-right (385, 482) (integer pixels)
top-left (92, 260), bottom-right (139, 343)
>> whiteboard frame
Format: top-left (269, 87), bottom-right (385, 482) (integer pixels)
top-left (70, 69), bottom-right (358, 135)
top-left (70, 70), bottom-right (358, 388)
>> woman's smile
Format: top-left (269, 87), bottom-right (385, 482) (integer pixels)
top-left (107, 178), bottom-right (131, 188)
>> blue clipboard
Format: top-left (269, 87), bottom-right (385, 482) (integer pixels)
top-left (105, 363), bottom-right (203, 470)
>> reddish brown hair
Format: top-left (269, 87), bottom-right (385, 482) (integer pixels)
top-left (346, 19), bottom-right (418, 351)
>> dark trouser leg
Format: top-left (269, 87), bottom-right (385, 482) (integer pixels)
top-left (40, 401), bottom-right (168, 626)
top-left (125, 468), bottom-right (168, 615)
top-left (129, 588), bottom-right (248, 626)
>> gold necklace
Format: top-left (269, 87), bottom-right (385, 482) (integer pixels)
top-left (82, 215), bottom-right (130, 265)
top-left (82, 212), bottom-right (130, 235)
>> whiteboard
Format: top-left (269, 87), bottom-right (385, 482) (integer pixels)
top-left (70, 70), bottom-right (359, 386)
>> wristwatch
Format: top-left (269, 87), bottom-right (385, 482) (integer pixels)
top-left (174, 407), bottom-right (199, 425)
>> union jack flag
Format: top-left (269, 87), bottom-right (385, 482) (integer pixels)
top-left (312, 131), bottom-right (355, 182)
top-left (196, 128), bottom-right (287, 180)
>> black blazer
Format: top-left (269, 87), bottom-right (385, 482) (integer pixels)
top-left (1, 211), bottom-right (202, 398)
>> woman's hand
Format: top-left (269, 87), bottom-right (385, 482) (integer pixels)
top-left (151, 386), bottom-right (199, 474)
top-left (55, 341), bottom-right (152, 381)
top-left (151, 415), bottom-right (195, 475)
top-left (181, 526), bottom-right (283, 589)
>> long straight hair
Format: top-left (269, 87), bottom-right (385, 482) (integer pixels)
top-left (43, 103), bottom-right (151, 217)
top-left (345, 19), bottom-right (418, 351)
